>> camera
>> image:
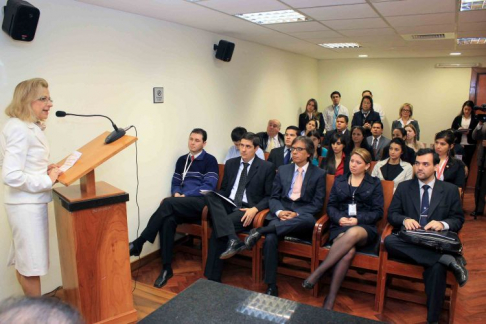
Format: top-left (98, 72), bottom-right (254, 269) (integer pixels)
top-left (474, 104), bottom-right (486, 122)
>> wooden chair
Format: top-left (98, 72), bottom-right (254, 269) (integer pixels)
top-left (264, 152), bottom-right (270, 160)
top-left (314, 180), bottom-right (394, 306)
top-left (369, 160), bottom-right (377, 173)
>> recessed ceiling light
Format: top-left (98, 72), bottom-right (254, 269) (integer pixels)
top-left (450, 52), bottom-right (462, 56)
top-left (359, 55), bottom-right (368, 58)
top-left (319, 43), bottom-right (361, 49)
top-left (460, 0), bottom-right (486, 11)
top-left (457, 37), bottom-right (486, 45)
top-left (235, 10), bottom-right (311, 25)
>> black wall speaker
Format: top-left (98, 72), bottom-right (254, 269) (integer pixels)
top-left (2, 0), bottom-right (40, 41)
top-left (214, 40), bottom-right (235, 62)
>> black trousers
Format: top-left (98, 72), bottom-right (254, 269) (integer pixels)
top-left (140, 196), bottom-right (205, 265)
top-left (475, 166), bottom-right (486, 214)
top-left (462, 144), bottom-right (476, 170)
top-left (204, 193), bottom-right (247, 281)
top-left (384, 235), bottom-right (447, 323)
top-left (263, 214), bottom-right (315, 285)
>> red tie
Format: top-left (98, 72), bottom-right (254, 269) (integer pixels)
top-left (191, 155), bottom-right (195, 162)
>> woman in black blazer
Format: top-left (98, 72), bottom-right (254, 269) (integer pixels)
top-left (434, 130), bottom-right (466, 188)
top-left (299, 98), bottom-right (325, 135)
top-left (345, 126), bottom-right (374, 159)
top-left (351, 96), bottom-right (381, 138)
top-left (304, 148), bottom-right (383, 309)
top-left (451, 100), bottom-right (479, 170)
top-left (320, 132), bottom-right (350, 176)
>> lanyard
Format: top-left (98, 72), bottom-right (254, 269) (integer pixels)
top-left (436, 158), bottom-right (448, 180)
top-left (348, 177), bottom-right (359, 203)
top-left (181, 153), bottom-right (194, 183)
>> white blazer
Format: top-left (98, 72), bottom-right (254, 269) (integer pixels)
top-left (0, 118), bottom-right (52, 204)
top-left (371, 158), bottom-right (413, 189)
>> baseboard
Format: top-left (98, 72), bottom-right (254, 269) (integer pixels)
top-left (130, 249), bottom-right (161, 272)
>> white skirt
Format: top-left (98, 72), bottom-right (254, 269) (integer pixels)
top-left (5, 203), bottom-right (49, 276)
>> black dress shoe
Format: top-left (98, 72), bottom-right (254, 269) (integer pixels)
top-left (302, 280), bottom-right (315, 290)
top-left (449, 258), bottom-right (468, 287)
top-left (244, 229), bottom-right (262, 249)
top-left (129, 242), bottom-right (142, 257)
top-left (154, 270), bottom-right (173, 288)
top-left (470, 211), bottom-right (483, 216)
top-left (219, 239), bottom-right (246, 260)
top-left (266, 286), bottom-right (278, 297)
top-left (457, 255), bottom-right (467, 267)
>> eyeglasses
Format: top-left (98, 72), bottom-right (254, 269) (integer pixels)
top-left (37, 96), bottom-right (53, 103)
top-left (402, 109), bottom-right (411, 112)
top-left (290, 147), bottom-right (306, 152)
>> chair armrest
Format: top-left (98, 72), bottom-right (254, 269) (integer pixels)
top-left (314, 214), bottom-right (330, 247)
top-left (379, 223), bottom-right (394, 256)
top-left (253, 209), bottom-right (270, 228)
top-left (201, 206), bottom-right (209, 222)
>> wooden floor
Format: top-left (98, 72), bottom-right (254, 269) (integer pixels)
top-left (129, 188), bottom-right (486, 324)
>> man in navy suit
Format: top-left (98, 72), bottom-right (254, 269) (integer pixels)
top-left (204, 133), bottom-right (275, 282)
top-left (385, 148), bottom-right (467, 324)
top-left (245, 136), bottom-right (326, 296)
top-left (267, 125), bottom-right (299, 170)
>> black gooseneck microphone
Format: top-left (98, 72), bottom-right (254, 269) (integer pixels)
top-left (55, 111), bottom-right (126, 144)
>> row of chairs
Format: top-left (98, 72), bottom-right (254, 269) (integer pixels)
top-left (172, 163), bottom-right (459, 323)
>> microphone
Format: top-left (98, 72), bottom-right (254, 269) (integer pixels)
top-left (55, 111), bottom-right (126, 144)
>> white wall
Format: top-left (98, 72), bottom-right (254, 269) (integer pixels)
top-left (318, 56), bottom-right (486, 144)
top-left (0, 0), bottom-right (318, 300)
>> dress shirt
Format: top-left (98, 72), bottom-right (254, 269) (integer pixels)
top-left (229, 157), bottom-right (255, 204)
top-left (324, 104), bottom-right (349, 131)
top-left (267, 135), bottom-right (282, 150)
top-left (224, 146), bottom-right (264, 163)
top-left (276, 162), bottom-right (309, 217)
top-left (410, 178), bottom-right (449, 230)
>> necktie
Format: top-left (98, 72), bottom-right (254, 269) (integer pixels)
top-left (267, 137), bottom-right (275, 152)
top-left (234, 163), bottom-right (249, 208)
top-left (191, 155), bottom-right (195, 162)
top-left (372, 138), bottom-right (378, 158)
top-left (419, 185), bottom-right (430, 227)
top-left (333, 106), bottom-right (338, 129)
top-left (290, 168), bottom-right (303, 201)
top-left (284, 148), bottom-right (291, 165)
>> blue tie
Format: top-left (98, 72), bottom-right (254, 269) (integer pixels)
top-left (419, 185), bottom-right (430, 227)
top-left (284, 148), bottom-right (291, 164)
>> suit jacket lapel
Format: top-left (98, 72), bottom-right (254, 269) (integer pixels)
top-left (29, 123), bottom-right (49, 149)
top-left (246, 158), bottom-right (259, 185)
top-left (428, 182), bottom-right (444, 218)
top-left (410, 180), bottom-right (420, 217)
top-left (300, 165), bottom-right (313, 199)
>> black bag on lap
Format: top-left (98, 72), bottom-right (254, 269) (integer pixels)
top-left (398, 227), bottom-right (463, 255)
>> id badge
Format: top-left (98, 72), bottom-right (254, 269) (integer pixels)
top-left (348, 203), bottom-right (357, 216)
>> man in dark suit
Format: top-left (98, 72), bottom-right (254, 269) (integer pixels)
top-left (204, 133), bottom-right (275, 282)
top-left (382, 127), bottom-right (416, 164)
top-left (323, 114), bottom-right (350, 147)
top-left (366, 121), bottom-right (390, 161)
top-left (385, 148), bottom-right (467, 324)
top-left (257, 119), bottom-right (285, 152)
top-left (245, 136), bottom-right (326, 297)
top-left (267, 126), bottom-right (299, 170)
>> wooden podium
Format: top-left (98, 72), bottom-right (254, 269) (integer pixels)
top-left (53, 132), bottom-right (138, 324)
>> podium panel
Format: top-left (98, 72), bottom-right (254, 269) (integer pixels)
top-left (54, 181), bottom-right (137, 324)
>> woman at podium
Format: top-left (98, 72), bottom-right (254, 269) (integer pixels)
top-left (0, 78), bottom-right (62, 296)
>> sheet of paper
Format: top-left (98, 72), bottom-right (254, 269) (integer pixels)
top-left (59, 151), bottom-right (82, 172)
top-left (200, 190), bottom-right (237, 207)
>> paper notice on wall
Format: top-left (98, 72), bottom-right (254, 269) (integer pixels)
top-left (59, 151), bottom-right (82, 172)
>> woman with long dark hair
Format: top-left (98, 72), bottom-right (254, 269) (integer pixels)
top-left (307, 130), bottom-right (327, 166)
top-left (320, 132), bottom-right (349, 176)
top-left (434, 130), bottom-right (466, 188)
top-left (451, 100), bottom-right (478, 170)
top-left (299, 98), bottom-right (325, 135)
top-left (351, 96), bottom-right (381, 138)
top-left (372, 138), bottom-right (413, 189)
top-left (346, 126), bottom-right (374, 159)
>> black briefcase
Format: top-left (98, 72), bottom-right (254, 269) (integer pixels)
top-left (398, 227), bottom-right (463, 255)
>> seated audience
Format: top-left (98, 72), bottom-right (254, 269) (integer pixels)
top-left (204, 133), bottom-right (275, 281)
top-left (451, 100), bottom-right (478, 170)
top-left (300, 119), bottom-right (318, 136)
top-left (371, 138), bottom-right (413, 189)
top-left (351, 95), bottom-right (381, 138)
top-left (267, 126), bottom-right (299, 169)
top-left (224, 126), bottom-right (264, 163)
top-left (299, 98), bottom-right (324, 135)
top-left (434, 130), bottom-right (466, 188)
top-left (129, 128), bottom-right (219, 288)
top-left (323, 114), bottom-right (350, 147)
top-left (324, 91), bottom-right (349, 132)
top-left (353, 90), bottom-right (385, 121)
top-left (241, 136), bottom-right (326, 297)
top-left (391, 103), bottom-right (421, 140)
top-left (258, 119), bottom-right (284, 152)
top-left (307, 130), bottom-right (327, 166)
top-left (404, 124), bottom-right (425, 152)
top-left (382, 128), bottom-right (416, 164)
top-left (367, 121), bottom-right (390, 161)
top-left (320, 133), bottom-right (349, 176)
top-left (346, 126), bottom-right (374, 159)
top-left (384, 148), bottom-right (467, 324)
top-left (303, 148), bottom-right (383, 310)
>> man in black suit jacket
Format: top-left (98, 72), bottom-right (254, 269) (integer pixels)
top-left (323, 114), bottom-right (350, 147)
top-left (257, 119), bottom-right (285, 152)
top-left (366, 121), bottom-right (391, 161)
top-left (267, 126), bottom-right (299, 170)
top-left (245, 136), bottom-right (326, 297)
top-left (381, 127), bottom-right (416, 164)
top-left (385, 148), bottom-right (467, 323)
top-left (204, 133), bottom-right (275, 282)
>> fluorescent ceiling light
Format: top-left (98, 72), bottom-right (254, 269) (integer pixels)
top-left (450, 52), bottom-right (462, 56)
top-left (457, 37), bottom-right (486, 45)
top-left (460, 0), bottom-right (486, 11)
top-left (319, 43), bottom-right (361, 49)
top-left (235, 10), bottom-right (310, 25)
top-left (359, 55), bottom-right (368, 58)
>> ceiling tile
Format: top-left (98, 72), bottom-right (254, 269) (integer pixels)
top-left (373, 0), bottom-right (456, 17)
top-left (323, 18), bottom-right (388, 30)
top-left (394, 24), bottom-right (456, 35)
top-left (458, 10), bottom-right (486, 23)
top-left (458, 22), bottom-right (486, 32)
top-left (265, 21), bottom-right (329, 32)
top-left (197, 0), bottom-right (289, 15)
top-left (340, 28), bottom-right (397, 37)
top-left (385, 13), bottom-right (455, 28)
top-left (306, 37), bottom-right (355, 44)
top-left (290, 30), bottom-right (344, 39)
top-left (280, 0), bottom-right (366, 8)
top-left (300, 4), bottom-right (379, 21)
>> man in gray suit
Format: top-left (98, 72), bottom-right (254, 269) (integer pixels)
top-left (367, 121), bottom-right (390, 161)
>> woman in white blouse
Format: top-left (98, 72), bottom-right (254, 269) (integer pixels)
top-left (0, 78), bottom-right (62, 296)
top-left (451, 100), bottom-right (479, 170)
top-left (372, 138), bottom-right (413, 189)
top-left (391, 103), bottom-right (421, 140)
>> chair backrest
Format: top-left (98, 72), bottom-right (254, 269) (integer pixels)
top-left (318, 156), bottom-right (324, 166)
top-left (322, 174), bottom-right (335, 213)
top-left (377, 180), bottom-right (394, 234)
top-left (264, 152), bottom-right (270, 160)
top-left (369, 161), bottom-right (377, 173)
top-left (217, 164), bottom-right (224, 190)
